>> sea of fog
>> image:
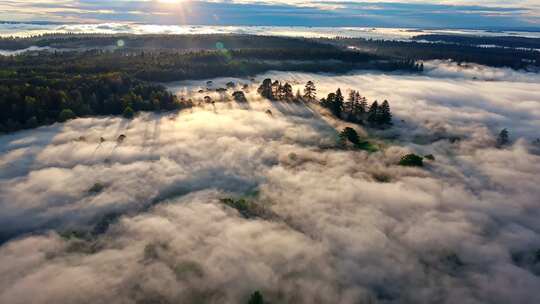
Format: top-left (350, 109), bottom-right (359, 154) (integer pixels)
top-left (2, 22), bottom-right (540, 39)
top-left (1, 61), bottom-right (540, 303)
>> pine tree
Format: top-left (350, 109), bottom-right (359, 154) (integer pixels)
top-left (272, 80), bottom-right (281, 100)
top-left (282, 83), bottom-right (294, 101)
top-left (378, 100), bottom-right (392, 125)
top-left (333, 88), bottom-right (344, 118)
top-left (320, 92), bottom-right (336, 109)
top-left (320, 89), bottom-right (344, 118)
top-left (350, 91), bottom-right (366, 122)
top-left (367, 101), bottom-right (379, 125)
top-left (277, 83), bottom-right (285, 100)
top-left (359, 95), bottom-right (368, 114)
top-left (344, 90), bottom-right (356, 120)
top-left (303, 81), bottom-right (316, 101)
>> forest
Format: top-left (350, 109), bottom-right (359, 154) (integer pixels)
top-left (1, 33), bottom-right (538, 132)
top-left (0, 34), bottom-right (334, 51)
top-left (412, 34), bottom-right (540, 49)
top-left (327, 37), bottom-right (540, 70)
top-left (0, 35), bottom-right (424, 133)
top-left (0, 73), bottom-right (188, 132)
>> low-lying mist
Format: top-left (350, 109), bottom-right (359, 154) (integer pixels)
top-left (1, 62), bottom-right (539, 304)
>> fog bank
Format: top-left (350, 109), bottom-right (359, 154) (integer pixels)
top-left (1, 64), bottom-right (540, 304)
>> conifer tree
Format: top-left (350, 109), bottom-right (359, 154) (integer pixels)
top-left (367, 101), bottom-right (379, 125)
top-left (282, 83), bottom-right (294, 101)
top-left (359, 95), bottom-right (368, 114)
top-left (378, 100), bottom-right (392, 125)
top-left (333, 88), bottom-right (344, 118)
top-left (321, 92), bottom-right (336, 109)
top-left (303, 81), bottom-right (316, 101)
top-left (344, 90), bottom-right (356, 120)
top-left (271, 80), bottom-right (281, 100)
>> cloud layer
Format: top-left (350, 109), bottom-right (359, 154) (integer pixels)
top-left (1, 0), bottom-right (539, 28)
top-left (5, 22), bottom-right (540, 41)
top-left (1, 63), bottom-right (540, 303)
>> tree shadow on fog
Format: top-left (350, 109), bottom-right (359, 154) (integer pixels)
top-left (270, 100), bottom-right (316, 119)
top-left (233, 95), bottom-right (252, 110)
top-left (71, 169), bottom-right (260, 241)
top-left (0, 122), bottom-right (77, 180)
top-left (235, 101), bottom-right (251, 110)
top-left (0, 164), bottom-right (261, 245)
top-left (270, 100), bottom-right (337, 137)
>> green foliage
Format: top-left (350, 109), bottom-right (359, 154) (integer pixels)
top-left (356, 141), bottom-right (379, 153)
top-left (340, 127), bottom-right (361, 145)
top-left (341, 90), bottom-right (393, 128)
top-left (257, 78), bottom-right (297, 102)
top-left (343, 90), bottom-right (367, 123)
top-left (399, 154), bottom-right (424, 167)
top-left (248, 291), bottom-right (264, 304)
top-left (220, 198), bottom-right (269, 219)
top-left (0, 72), bottom-right (188, 132)
top-left (320, 88), bottom-right (344, 117)
top-left (0, 35), bottom-right (430, 133)
top-left (122, 106), bottom-right (135, 119)
top-left (367, 101), bottom-right (379, 125)
top-left (221, 198), bottom-right (252, 215)
top-left (339, 127), bottom-right (378, 152)
top-left (258, 78), bottom-right (273, 99)
top-left (330, 36), bottom-right (540, 70)
top-left (414, 34), bottom-right (540, 53)
top-left (424, 154), bottom-right (435, 161)
top-left (303, 80), bottom-right (316, 101)
top-left (378, 100), bottom-right (392, 125)
top-left (58, 109), bottom-right (76, 122)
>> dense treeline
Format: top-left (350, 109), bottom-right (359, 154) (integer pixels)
top-left (2, 33), bottom-right (538, 71)
top-left (0, 73), bottom-right (189, 132)
top-left (0, 35), bottom-right (423, 133)
top-left (1, 47), bottom-right (422, 82)
top-left (412, 34), bottom-right (540, 50)
top-left (0, 34), bottom-right (336, 51)
top-left (327, 37), bottom-right (540, 70)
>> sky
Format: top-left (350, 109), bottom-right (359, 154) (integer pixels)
top-left (1, 0), bottom-right (539, 29)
